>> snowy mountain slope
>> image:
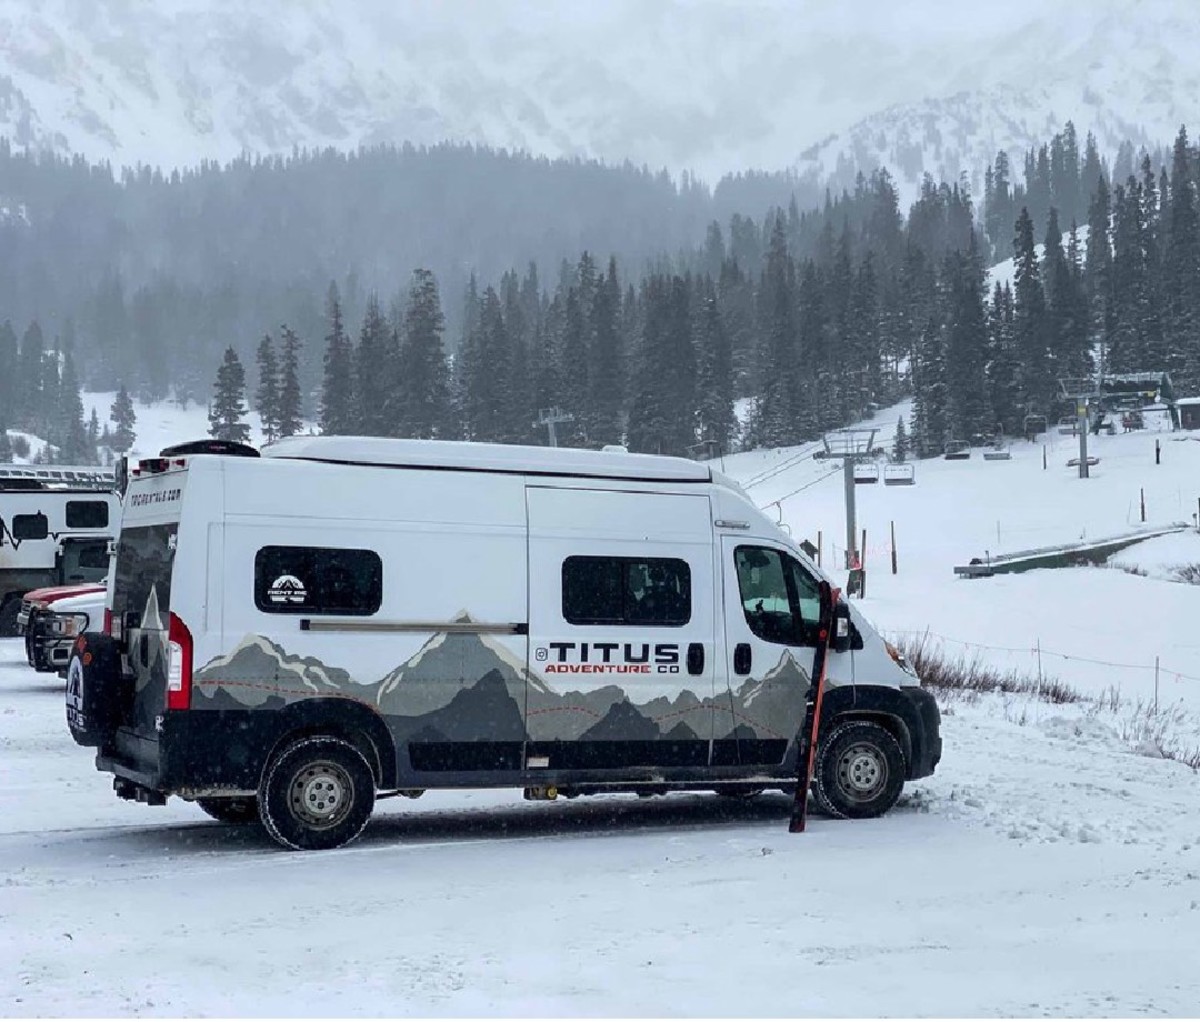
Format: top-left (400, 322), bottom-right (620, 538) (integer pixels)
top-left (720, 399), bottom-right (1200, 719)
top-left (796, 4), bottom-right (1200, 205)
top-left (1, 0), bottom-right (1197, 190)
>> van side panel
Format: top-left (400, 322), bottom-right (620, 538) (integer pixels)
top-left (525, 485), bottom-right (717, 769)
top-left (188, 460), bottom-right (530, 784)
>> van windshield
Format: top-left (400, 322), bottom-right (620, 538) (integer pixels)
top-left (112, 524), bottom-right (177, 629)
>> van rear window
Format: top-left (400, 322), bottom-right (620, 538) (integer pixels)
top-left (255, 546), bottom-right (382, 616)
top-left (562, 556), bottom-right (691, 627)
top-left (113, 524), bottom-right (177, 628)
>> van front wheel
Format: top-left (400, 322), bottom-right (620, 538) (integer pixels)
top-left (811, 720), bottom-right (905, 819)
top-left (259, 737), bottom-right (375, 850)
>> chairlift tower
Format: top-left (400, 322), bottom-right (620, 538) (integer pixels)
top-left (535, 407), bottom-right (574, 448)
top-left (821, 428), bottom-right (878, 569)
top-left (1058, 377), bottom-right (1101, 479)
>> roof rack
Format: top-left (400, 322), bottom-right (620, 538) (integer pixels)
top-left (0, 464), bottom-right (116, 492)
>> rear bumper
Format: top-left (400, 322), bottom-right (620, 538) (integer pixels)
top-left (97, 713), bottom-right (268, 797)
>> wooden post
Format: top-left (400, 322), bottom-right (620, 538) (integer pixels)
top-left (890, 520), bottom-right (898, 575)
top-left (860, 528), bottom-right (867, 569)
top-left (817, 530), bottom-right (822, 567)
top-left (1140, 488), bottom-right (1146, 523)
top-left (1042, 445), bottom-right (1047, 470)
top-left (1155, 439), bottom-right (1161, 465)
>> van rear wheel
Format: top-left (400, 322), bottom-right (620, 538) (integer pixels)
top-left (259, 737), bottom-right (375, 851)
top-left (197, 797), bottom-right (260, 825)
top-left (811, 720), bottom-right (905, 819)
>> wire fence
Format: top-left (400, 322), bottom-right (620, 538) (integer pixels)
top-left (887, 626), bottom-right (1200, 687)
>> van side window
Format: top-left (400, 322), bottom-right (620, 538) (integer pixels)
top-left (562, 556), bottom-right (691, 627)
top-left (255, 547), bottom-right (383, 616)
top-left (66, 500), bottom-right (110, 529)
top-left (733, 546), bottom-right (818, 646)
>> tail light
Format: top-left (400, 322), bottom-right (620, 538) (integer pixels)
top-left (103, 609), bottom-right (113, 636)
top-left (166, 613), bottom-right (193, 711)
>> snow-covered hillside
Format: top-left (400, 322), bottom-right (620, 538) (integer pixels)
top-left (0, 0), bottom-right (1196, 190)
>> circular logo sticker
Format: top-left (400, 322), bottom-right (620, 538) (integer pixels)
top-left (267, 575), bottom-right (308, 605)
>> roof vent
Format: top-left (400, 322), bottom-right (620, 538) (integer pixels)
top-left (158, 439), bottom-right (260, 458)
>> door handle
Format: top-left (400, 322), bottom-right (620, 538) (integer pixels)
top-left (734, 643), bottom-right (752, 675)
top-left (687, 643), bottom-right (704, 675)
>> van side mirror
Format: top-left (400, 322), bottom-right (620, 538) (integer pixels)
top-left (831, 603), bottom-right (863, 654)
top-left (115, 456), bottom-right (129, 499)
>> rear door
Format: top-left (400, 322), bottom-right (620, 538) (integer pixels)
top-left (719, 538), bottom-right (822, 768)
top-left (525, 486), bottom-right (717, 771)
top-left (109, 472), bottom-right (187, 739)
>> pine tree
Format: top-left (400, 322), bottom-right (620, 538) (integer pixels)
top-left (588, 258), bottom-right (623, 445)
top-left (695, 279), bottom-right (735, 453)
top-left (1012, 208), bottom-right (1052, 415)
top-left (109, 386), bottom-right (137, 454)
top-left (752, 216), bottom-right (799, 447)
top-left (207, 347), bottom-right (251, 444)
top-left (320, 282), bottom-right (357, 436)
top-left (276, 326), bottom-right (304, 438)
top-left (557, 283), bottom-right (589, 445)
top-left (17, 320), bottom-right (45, 429)
top-left (254, 334), bottom-right (281, 442)
top-left (1109, 183), bottom-right (1152, 373)
top-left (355, 295), bottom-right (392, 437)
top-left (396, 268), bottom-right (450, 440)
top-left (911, 315), bottom-right (948, 457)
top-left (892, 417), bottom-right (909, 462)
top-left (56, 352), bottom-right (92, 463)
top-left (942, 237), bottom-right (991, 443)
top-left (0, 321), bottom-right (16, 433)
top-left (1164, 127), bottom-right (1200, 390)
top-left (1085, 176), bottom-right (1114, 373)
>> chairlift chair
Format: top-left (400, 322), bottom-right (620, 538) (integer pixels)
top-left (853, 462), bottom-right (880, 484)
top-left (943, 440), bottom-right (971, 460)
top-left (883, 463), bottom-right (915, 486)
top-left (983, 432), bottom-right (1012, 461)
top-left (1023, 413), bottom-right (1048, 440)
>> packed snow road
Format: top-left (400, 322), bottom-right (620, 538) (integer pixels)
top-left (2, 639), bottom-right (1198, 1016)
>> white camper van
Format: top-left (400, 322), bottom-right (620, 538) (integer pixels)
top-left (67, 438), bottom-right (940, 850)
top-left (0, 468), bottom-right (118, 635)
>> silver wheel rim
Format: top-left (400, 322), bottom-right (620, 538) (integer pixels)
top-left (836, 742), bottom-right (887, 802)
top-left (288, 760), bottom-right (353, 830)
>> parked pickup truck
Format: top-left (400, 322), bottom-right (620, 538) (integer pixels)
top-left (20, 582), bottom-right (107, 676)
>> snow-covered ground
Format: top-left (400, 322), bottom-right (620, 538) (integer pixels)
top-left (2, 398), bottom-right (1199, 1015)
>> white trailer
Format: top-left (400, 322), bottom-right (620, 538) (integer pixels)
top-left (67, 438), bottom-right (940, 849)
top-left (0, 467), bottom-right (119, 634)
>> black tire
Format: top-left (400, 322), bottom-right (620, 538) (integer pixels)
top-left (811, 720), bottom-right (905, 820)
top-left (196, 797), bottom-right (260, 825)
top-left (65, 632), bottom-right (122, 747)
top-left (0, 596), bottom-right (20, 638)
top-left (258, 737), bottom-right (375, 851)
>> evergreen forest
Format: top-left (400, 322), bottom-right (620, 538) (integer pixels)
top-left (2, 123), bottom-right (1199, 463)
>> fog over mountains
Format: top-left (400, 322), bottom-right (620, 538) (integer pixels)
top-left (2, 0), bottom-right (1198, 192)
